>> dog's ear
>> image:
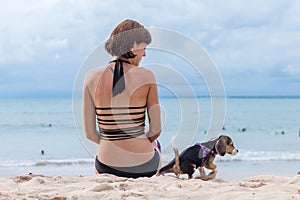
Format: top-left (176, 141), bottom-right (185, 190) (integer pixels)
top-left (216, 136), bottom-right (227, 156)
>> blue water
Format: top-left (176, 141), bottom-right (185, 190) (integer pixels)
top-left (0, 97), bottom-right (299, 179)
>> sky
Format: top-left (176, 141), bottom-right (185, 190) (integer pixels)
top-left (0, 0), bottom-right (300, 98)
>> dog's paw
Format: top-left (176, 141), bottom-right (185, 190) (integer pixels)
top-left (195, 175), bottom-right (211, 181)
top-left (195, 171), bottom-right (217, 181)
top-left (206, 171), bottom-right (217, 179)
top-left (156, 172), bottom-right (163, 176)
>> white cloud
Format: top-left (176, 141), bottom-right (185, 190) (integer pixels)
top-left (282, 65), bottom-right (300, 76)
top-left (35, 37), bottom-right (68, 50)
top-left (0, 0), bottom-right (300, 96)
top-left (211, 29), bottom-right (296, 71)
top-left (55, 53), bottom-right (61, 60)
top-left (0, 0), bottom-right (101, 64)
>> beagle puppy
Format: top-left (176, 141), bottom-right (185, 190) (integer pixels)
top-left (157, 135), bottom-right (238, 180)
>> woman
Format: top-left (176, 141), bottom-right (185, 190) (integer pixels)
top-left (82, 19), bottom-right (162, 178)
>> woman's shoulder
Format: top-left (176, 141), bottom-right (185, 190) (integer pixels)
top-left (86, 66), bottom-right (105, 76)
top-left (136, 67), bottom-right (155, 78)
top-left (137, 67), bottom-right (156, 82)
top-left (84, 66), bottom-right (106, 85)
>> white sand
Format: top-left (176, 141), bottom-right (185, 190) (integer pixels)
top-left (0, 173), bottom-right (299, 200)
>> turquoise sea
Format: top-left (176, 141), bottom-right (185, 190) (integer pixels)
top-left (0, 97), bottom-right (299, 180)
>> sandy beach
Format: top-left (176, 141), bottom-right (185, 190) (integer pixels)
top-left (0, 173), bottom-right (299, 200)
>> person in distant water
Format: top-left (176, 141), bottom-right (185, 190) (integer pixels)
top-left (237, 128), bottom-right (246, 132)
top-left (41, 150), bottom-right (44, 155)
top-left (82, 19), bottom-right (162, 178)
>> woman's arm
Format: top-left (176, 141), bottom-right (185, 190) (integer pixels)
top-left (146, 71), bottom-right (161, 143)
top-left (82, 72), bottom-right (101, 144)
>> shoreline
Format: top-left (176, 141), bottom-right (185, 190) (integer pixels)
top-left (1, 159), bottom-right (299, 181)
top-left (0, 173), bottom-right (299, 200)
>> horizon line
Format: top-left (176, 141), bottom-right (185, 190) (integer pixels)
top-left (1, 95), bottom-right (300, 99)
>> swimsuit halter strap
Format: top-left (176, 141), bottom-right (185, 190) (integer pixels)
top-left (109, 59), bottom-right (131, 96)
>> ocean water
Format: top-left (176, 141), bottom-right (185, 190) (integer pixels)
top-left (0, 97), bottom-right (299, 180)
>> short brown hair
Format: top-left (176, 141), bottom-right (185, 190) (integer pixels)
top-left (105, 19), bottom-right (152, 58)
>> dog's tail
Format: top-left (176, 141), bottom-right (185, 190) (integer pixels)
top-left (157, 138), bottom-right (181, 176)
top-left (171, 137), bottom-right (181, 175)
top-left (171, 138), bottom-right (180, 169)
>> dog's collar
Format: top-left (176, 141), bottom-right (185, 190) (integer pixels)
top-left (196, 143), bottom-right (217, 157)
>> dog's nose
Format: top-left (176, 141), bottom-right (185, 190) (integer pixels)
top-left (231, 149), bottom-right (238, 156)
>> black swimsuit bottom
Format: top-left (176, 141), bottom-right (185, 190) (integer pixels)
top-left (95, 150), bottom-right (160, 178)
